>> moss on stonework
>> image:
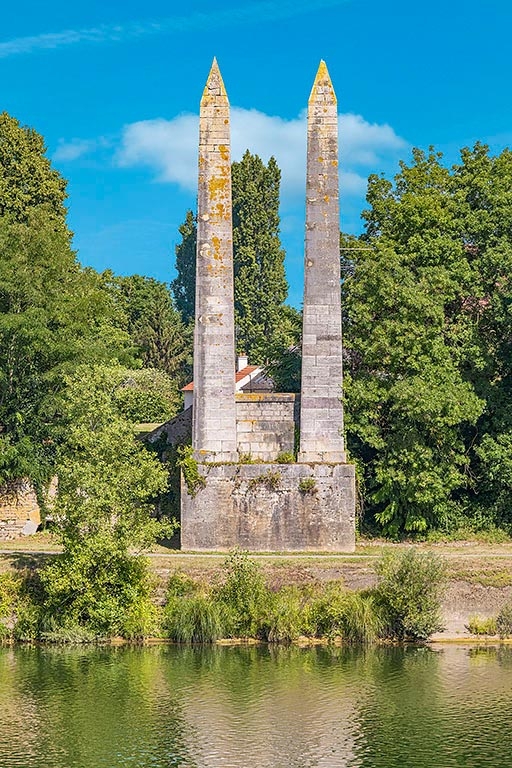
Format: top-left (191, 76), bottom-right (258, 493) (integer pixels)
top-left (177, 445), bottom-right (206, 497)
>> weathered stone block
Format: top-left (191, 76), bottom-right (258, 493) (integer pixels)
top-left (181, 462), bottom-right (355, 552)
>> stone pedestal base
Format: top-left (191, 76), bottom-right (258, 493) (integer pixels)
top-left (181, 462), bottom-right (355, 552)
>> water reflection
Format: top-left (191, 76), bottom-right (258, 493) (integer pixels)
top-left (0, 644), bottom-right (511, 767)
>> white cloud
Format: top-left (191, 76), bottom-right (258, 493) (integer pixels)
top-left (53, 137), bottom-right (110, 162)
top-left (115, 107), bottom-right (407, 199)
top-left (116, 114), bottom-right (198, 188)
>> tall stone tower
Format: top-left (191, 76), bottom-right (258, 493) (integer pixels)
top-left (299, 60), bottom-right (346, 463)
top-left (192, 58), bottom-right (238, 462)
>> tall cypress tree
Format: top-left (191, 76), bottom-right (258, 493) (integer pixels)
top-left (171, 210), bottom-right (196, 324)
top-left (232, 151), bottom-right (288, 363)
top-left (172, 154), bottom-right (296, 365)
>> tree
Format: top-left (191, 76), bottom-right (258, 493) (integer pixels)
top-left (111, 274), bottom-right (192, 387)
top-left (112, 367), bottom-right (181, 423)
top-left (0, 112), bottom-right (67, 222)
top-left (37, 364), bottom-right (171, 638)
top-left (0, 209), bottom-right (132, 487)
top-left (232, 151), bottom-right (289, 362)
top-left (342, 145), bottom-right (512, 535)
top-left (171, 210), bottom-right (196, 324)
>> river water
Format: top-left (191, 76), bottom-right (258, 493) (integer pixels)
top-left (0, 643), bottom-right (511, 767)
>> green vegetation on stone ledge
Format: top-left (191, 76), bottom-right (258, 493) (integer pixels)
top-left (177, 445), bottom-right (206, 497)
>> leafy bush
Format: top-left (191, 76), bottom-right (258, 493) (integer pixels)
top-left (38, 544), bottom-right (157, 639)
top-left (373, 549), bottom-right (445, 640)
top-left (496, 603), bottom-right (512, 639)
top-left (217, 550), bottom-right (270, 637)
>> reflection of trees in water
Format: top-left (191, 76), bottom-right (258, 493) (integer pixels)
top-left (352, 646), bottom-right (445, 768)
top-left (353, 645), bottom-right (512, 768)
top-left (162, 644), bottom-right (367, 768)
top-left (3, 644), bottom-right (512, 768)
top-left (0, 646), bottom-right (198, 768)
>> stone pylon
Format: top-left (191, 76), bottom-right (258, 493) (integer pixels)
top-left (298, 61), bottom-right (346, 463)
top-left (192, 58), bottom-right (237, 461)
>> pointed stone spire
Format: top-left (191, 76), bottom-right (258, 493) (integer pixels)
top-left (192, 59), bottom-right (238, 461)
top-left (298, 60), bottom-right (346, 463)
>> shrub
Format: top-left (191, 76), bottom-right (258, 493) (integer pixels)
top-left (466, 615), bottom-right (497, 636)
top-left (373, 549), bottom-right (445, 640)
top-left (37, 544), bottom-right (157, 639)
top-left (496, 603), bottom-right (512, 639)
top-left (217, 550), bottom-right (270, 637)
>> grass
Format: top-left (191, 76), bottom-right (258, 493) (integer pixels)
top-left (446, 562), bottom-right (512, 588)
top-left (466, 615), bottom-right (497, 635)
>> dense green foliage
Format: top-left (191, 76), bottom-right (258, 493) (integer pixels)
top-left (0, 112), bottom-right (67, 222)
top-left (112, 273), bottom-right (192, 387)
top-left (0, 209), bottom-right (131, 486)
top-left (162, 550), bottom-right (443, 645)
top-left (0, 549), bottom-right (447, 644)
top-left (18, 364), bottom-right (172, 639)
top-left (374, 549), bottom-right (445, 640)
top-left (344, 144), bottom-right (512, 535)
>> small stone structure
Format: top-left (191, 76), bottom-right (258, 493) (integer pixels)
top-left (0, 479), bottom-right (41, 539)
top-left (177, 59), bottom-right (355, 552)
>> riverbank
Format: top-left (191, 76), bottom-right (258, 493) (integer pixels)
top-left (2, 534), bottom-right (512, 641)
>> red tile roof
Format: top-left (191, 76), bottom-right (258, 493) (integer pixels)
top-left (182, 365), bottom-right (260, 391)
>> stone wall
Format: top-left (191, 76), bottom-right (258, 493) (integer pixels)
top-left (235, 393), bottom-right (295, 461)
top-left (147, 395), bottom-right (297, 462)
top-left (0, 478), bottom-right (41, 539)
top-left (146, 407), bottom-right (192, 448)
top-left (181, 462), bottom-right (355, 552)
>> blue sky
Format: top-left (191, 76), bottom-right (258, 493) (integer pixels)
top-left (2, 0), bottom-right (511, 306)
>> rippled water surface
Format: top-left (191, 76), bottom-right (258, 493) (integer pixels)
top-left (1, 643), bottom-right (512, 767)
